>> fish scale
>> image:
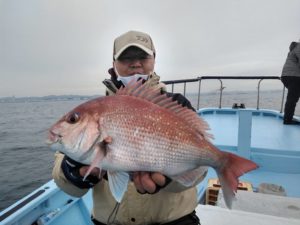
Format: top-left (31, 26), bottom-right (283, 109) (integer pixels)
top-left (102, 115), bottom-right (201, 173)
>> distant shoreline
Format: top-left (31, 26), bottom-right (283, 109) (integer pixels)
top-left (0, 95), bottom-right (101, 103)
top-left (0, 89), bottom-right (284, 103)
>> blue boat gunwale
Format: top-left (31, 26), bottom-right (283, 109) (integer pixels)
top-left (0, 180), bottom-right (93, 224)
top-left (0, 181), bottom-right (57, 223)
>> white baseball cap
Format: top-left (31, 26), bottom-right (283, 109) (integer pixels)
top-left (113, 30), bottom-right (156, 60)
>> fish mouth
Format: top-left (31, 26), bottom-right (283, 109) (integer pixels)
top-left (46, 130), bottom-right (62, 145)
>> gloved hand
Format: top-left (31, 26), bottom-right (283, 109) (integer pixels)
top-left (61, 155), bottom-right (103, 189)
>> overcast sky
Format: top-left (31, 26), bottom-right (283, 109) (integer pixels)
top-left (1, 0), bottom-right (300, 97)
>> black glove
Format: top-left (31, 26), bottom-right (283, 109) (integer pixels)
top-left (61, 155), bottom-right (101, 189)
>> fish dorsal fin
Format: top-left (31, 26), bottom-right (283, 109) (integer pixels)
top-left (116, 80), bottom-right (213, 141)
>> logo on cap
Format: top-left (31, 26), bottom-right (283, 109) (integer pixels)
top-left (136, 35), bottom-right (148, 43)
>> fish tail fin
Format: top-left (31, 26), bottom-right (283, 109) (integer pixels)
top-left (217, 152), bottom-right (258, 208)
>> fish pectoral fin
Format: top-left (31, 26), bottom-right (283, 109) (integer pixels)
top-left (107, 171), bottom-right (129, 203)
top-left (171, 166), bottom-right (208, 187)
top-left (83, 145), bottom-right (105, 181)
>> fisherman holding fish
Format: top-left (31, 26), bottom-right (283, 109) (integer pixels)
top-left (51, 31), bottom-right (257, 225)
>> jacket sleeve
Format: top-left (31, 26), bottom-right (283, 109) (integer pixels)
top-left (52, 152), bottom-right (98, 197)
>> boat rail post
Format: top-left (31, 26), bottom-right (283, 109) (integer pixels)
top-left (183, 82), bottom-right (186, 97)
top-left (257, 79), bottom-right (263, 110)
top-left (218, 79), bottom-right (224, 109)
top-left (197, 77), bottom-right (202, 110)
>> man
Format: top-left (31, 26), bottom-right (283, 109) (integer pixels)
top-left (53, 30), bottom-right (207, 225)
top-left (281, 40), bottom-right (300, 125)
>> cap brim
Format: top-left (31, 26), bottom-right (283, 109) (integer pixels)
top-left (114, 43), bottom-right (154, 60)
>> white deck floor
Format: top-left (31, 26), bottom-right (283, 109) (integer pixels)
top-left (196, 204), bottom-right (300, 225)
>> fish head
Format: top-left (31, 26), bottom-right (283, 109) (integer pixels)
top-left (47, 101), bottom-right (102, 164)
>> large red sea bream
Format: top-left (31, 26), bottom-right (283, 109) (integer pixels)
top-left (47, 81), bottom-right (258, 208)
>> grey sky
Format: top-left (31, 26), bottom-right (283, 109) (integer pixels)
top-left (0, 0), bottom-right (300, 97)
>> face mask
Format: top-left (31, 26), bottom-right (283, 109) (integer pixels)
top-left (117, 74), bottom-right (149, 86)
top-left (114, 65), bottom-right (149, 86)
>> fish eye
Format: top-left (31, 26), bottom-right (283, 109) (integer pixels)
top-left (67, 112), bottom-right (80, 124)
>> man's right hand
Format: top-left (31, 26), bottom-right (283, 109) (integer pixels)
top-left (79, 166), bottom-right (106, 179)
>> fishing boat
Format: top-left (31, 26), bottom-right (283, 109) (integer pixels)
top-left (1, 76), bottom-right (300, 225)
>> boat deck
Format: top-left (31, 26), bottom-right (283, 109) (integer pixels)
top-left (196, 204), bottom-right (300, 225)
top-left (200, 108), bottom-right (300, 152)
top-left (197, 108), bottom-right (300, 197)
top-left (196, 108), bottom-right (300, 225)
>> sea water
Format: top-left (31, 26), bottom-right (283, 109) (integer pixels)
top-left (0, 91), bottom-right (299, 211)
top-left (0, 100), bottom-right (85, 210)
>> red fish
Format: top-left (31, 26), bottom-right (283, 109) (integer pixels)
top-left (47, 81), bottom-right (258, 207)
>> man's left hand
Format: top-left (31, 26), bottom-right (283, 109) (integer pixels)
top-left (132, 172), bottom-right (168, 194)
